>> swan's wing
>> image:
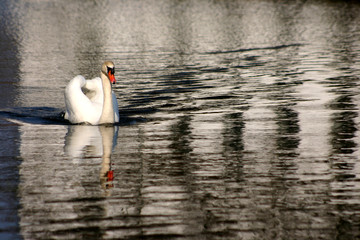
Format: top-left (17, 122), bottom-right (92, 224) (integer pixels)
top-left (84, 78), bottom-right (117, 122)
top-left (82, 77), bottom-right (103, 103)
top-left (65, 75), bottom-right (101, 124)
top-left (83, 77), bottom-right (101, 91)
top-left (112, 91), bottom-right (120, 122)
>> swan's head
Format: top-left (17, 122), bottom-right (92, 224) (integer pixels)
top-left (102, 61), bottom-right (116, 84)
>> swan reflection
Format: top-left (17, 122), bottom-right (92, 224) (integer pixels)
top-left (64, 125), bottom-right (118, 191)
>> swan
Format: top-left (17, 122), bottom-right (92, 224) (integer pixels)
top-left (64, 61), bottom-right (120, 125)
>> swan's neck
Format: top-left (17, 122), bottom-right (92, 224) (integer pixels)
top-left (98, 72), bottom-right (114, 124)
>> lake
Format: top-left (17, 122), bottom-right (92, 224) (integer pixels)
top-left (0, 0), bottom-right (360, 239)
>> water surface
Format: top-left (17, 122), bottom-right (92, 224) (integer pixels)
top-left (1, 0), bottom-right (360, 239)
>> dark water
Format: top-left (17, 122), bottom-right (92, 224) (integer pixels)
top-left (1, 0), bottom-right (360, 239)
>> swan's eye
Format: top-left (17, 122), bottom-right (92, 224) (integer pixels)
top-left (107, 66), bottom-right (115, 75)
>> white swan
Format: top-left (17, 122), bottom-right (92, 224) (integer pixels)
top-left (64, 61), bottom-right (120, 125)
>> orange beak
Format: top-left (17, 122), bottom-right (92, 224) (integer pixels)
top-left (108, 71), bottom-right (116, 84)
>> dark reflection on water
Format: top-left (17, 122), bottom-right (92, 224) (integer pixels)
top-left (1, 0), bottom-right (360, 239)
top-left (169, 115), bottom-right (193, 157)
top-left (0, 1), bottom-right (22, 240)
top-left (275, 106), bottom-right (300, 153)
